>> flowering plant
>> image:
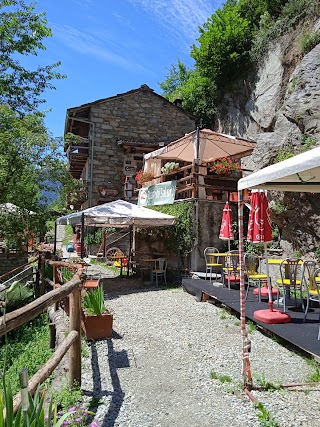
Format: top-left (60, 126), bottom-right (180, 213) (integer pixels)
top-left (209, 157), bottom-right (241, 176)
top-left (55, 405), bottom-right (96, 427)
top-left (161, 162), bottom-right (179, 174)
top-left (135, 170), bottom-right (155, 185)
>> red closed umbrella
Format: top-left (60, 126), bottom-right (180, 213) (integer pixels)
top-left (247, 190), bottom-right (290, 323)
top-left (247, 191), bottom-right (272, 244)
top-left (219, 202), bottom-right (234, 251)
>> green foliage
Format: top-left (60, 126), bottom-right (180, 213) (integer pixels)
top-left (254, 373), bottom-right (282, 391)
top-left (82, 286), bottom-right (106, 316)
top-left (146, 203), bottom-right (195, 254)
top-left (0, 380), bottom-right (70, 427)
top-left (314, 247), bottom-right (320, 260)
top-left (271, 201), bottom-right (286, 215)
top-left (0, 0), bottom-right (65, 114)
top-left (85, 228), bottom-right (104, 246)
top-left (0, 315), bottom-right (52, 395)
top-left (300, 30), bottom-right (320, 54)
top-left (300, 134), bottom-right (318, 152)
top-left (275, 147), bottom-right (295, 163)
top-left (1, 282), bottom-right (33, 312)
top-left (210, 370), bottom-right (233, 383)
top-left (306, 358), bottom-right (320, 382)
top-left (0, 105), bottom-right (68, 249)
top-left (160, 0), bottom-right (318, 125)
top-left (251, 0), bottom-right (318, 60)
top-left (254, 402), bottom-right (280, 427)
top-left (51, 381), bottom-right (82, 412)
top-left (246, 320), bottom-right (256, 334)
top-left (191, 3), bottom-right (253, 88)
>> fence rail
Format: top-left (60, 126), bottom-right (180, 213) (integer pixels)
top-left (0, 258), bottom-right (84, 414)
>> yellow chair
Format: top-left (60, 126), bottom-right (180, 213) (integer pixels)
top-left (303, 262), bottom-right (320, 340)
top-left (223, 250), bottom-right (240, 290)
top-left (204, 247), bottom-right (223, 284)
top-left (244, 254), bottom-right (268, 302)
top-left (276, 258), bottom-right (302, 312)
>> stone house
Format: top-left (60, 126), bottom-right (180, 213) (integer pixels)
top-left (64, 84), bottom-right (196, 209)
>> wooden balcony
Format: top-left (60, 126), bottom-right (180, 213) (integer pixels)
top-left (124, 164), bottom-right (242, 202)
top-left (65, 140), bottom-right (89, 179)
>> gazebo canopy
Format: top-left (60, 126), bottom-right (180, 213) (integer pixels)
top-left (56, 199), bottom-right (175, 227)
top-left (144, 128), bottom-right (256, 163)
top-left (238, 146), bottom-right (320, 192)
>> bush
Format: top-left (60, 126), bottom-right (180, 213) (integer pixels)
top-left (300, 30), bottom-right (320, 53)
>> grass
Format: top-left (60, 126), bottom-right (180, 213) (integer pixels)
top-left (51, 380), bottom-right (82, 411)
top-left (254, 402), bottom-right (280, 427)
top-left (254, 373), bottom-right (282, 391)
top-left (62, 225), bottom-right (74, 246)
top-left (247, 320), bottom-right (256, 334)
top-left (0, 314), bottom-right (53, 395)
top-left (306, 358), bottom-right (320, 382)
top-left (210, 370), bottom-right (233, 383)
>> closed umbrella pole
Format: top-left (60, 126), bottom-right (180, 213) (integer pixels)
top-left (219, 201), bottom-right (234, 287)
top-left (247, 190), bottom-right (290, 324)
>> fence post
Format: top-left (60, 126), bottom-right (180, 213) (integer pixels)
top-left (69, 286), bottom-right (82, 387)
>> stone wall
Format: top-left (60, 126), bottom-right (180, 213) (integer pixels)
top-left (0, 253), bottom-right (28, 279)
top-left (88, 85), bottom-right (195, 205)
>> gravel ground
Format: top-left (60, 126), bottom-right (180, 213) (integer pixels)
top-left (80, 274), bottom-right (320, 427)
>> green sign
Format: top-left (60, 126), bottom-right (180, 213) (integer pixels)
top-left (138, 181), bottom-right (176, 207)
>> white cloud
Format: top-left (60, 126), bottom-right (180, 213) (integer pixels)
top-left (126, 0), bottom-right (221, 47)
top-left (52, 24), bottom-right (149, 72)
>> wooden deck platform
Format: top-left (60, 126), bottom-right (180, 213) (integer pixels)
top-left (182, 277), bottom-right (320, 358)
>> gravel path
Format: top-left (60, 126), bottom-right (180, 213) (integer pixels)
top-left (80, 279), bottom-right (320, 427)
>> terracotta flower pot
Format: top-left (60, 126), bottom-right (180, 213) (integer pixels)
top-left (82, 313), bottom-right (113, 340)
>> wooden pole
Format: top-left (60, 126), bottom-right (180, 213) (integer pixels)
top-left (80, 213), bottom-right (85, 259)
top-left (0, 278), bottom-right (81, 337)
top-left (69, 287), bottom-right (82, 387)
top-left (40, 254), bottom-right (45, 296)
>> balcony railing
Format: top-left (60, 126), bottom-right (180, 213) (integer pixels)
top-left (124, 164), bottom-right (242, 202)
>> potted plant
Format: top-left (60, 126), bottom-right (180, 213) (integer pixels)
top-left (135, 170), bottom-right (155, 186)
top-left (82, 285), bottom-right (113, 340)
top-left (161, 161), bottom-right (180, 174)
top-left (209, 157), bottom-right (241, 176)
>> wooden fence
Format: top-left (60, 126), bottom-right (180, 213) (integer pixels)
top-left (0, 257), bottom-right (84, 414)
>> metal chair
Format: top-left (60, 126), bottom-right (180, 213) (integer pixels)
top-left (276, 258), bottom-right (302, 312)
top-left (223, 250), bottom-right (240, 290)
top-left (244, 253), bottom-right (268, 302)
top-left (152, 257), bottom-right (167, 287)
top-left (303, 263), bottom-right (320, 339)
top-left (204, 247), bottom-right (223, 284)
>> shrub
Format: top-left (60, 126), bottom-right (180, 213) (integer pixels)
top-left (300, 30), bottom-right (320, 53)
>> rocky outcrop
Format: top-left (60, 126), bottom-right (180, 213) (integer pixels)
top-left (218, 19), bottom-right (320, 255)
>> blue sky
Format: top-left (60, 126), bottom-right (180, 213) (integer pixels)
top-left (34, 0), bottom-right (224, 138)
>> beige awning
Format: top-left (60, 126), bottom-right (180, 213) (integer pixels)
top-left (144, 129), bottom-right (256, 163)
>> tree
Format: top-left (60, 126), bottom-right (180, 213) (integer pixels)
top-left (0, 0), bottom-right (65, 114)
top-left (0, 105), bottom-right (69, 248)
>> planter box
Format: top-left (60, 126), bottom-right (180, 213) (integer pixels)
top-left (82, 313), bottom-right (113, 340)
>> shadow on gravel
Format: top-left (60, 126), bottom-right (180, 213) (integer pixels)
top-left (82, 339), bottom-right (127, 427)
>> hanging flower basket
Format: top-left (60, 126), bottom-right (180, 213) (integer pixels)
top-left (209, 157), bottom-right (241, 176)
top-left (161, 162), bottom-right (180, 174)
top-left (135, 170), bottom-right (155, 185)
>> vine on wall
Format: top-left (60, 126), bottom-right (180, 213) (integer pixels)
top-left (141, 202), bottom-right (195, 254)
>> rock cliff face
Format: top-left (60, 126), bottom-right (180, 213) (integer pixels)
top-left (217, 19), bottom-right (320, 255)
